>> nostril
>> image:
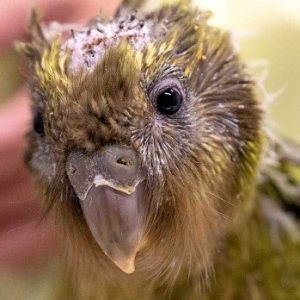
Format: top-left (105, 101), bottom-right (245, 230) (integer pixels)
top-left (69, 164), bottom-right (77, 174)
top-left (116, 156), bottom-right (133, 167)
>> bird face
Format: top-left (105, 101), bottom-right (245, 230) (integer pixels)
top-left (24, 4), bottom-right (262, 284)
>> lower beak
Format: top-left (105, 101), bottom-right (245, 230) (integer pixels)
top-left (80, 183), bottom-right (145, 274)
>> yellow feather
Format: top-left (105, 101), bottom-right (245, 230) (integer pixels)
top-left (35, 37), bottom-right (69, 99)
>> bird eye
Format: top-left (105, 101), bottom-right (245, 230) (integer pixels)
top-left (156, 88), bottom-right (183, 115)
top-left (150, 78), bottom-right (185, 116)
top-left (33, 111), bottom-right (45, 136)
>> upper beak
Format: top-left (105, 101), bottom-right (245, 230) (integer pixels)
top-left (66, 146), bottom-right (145, 274)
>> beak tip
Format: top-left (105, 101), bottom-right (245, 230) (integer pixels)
top-left (113, 255), bottom-right (136, 274)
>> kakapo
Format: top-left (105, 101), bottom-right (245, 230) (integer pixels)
top-left (17, 0), bottom-right (300, 299)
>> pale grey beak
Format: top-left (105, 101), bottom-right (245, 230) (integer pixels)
top-left (66, 146), bottom-right (145, 273)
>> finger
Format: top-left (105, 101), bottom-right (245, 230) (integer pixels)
top-left (0, 216), bottom-right (59, 270)
top-left (0, 176), bottom-right (42, 230)
top-left (0, 89), bottom-right (46, 230)
top-left (0, 0), bottom-right (120, 49)
top-left (0, 89), bottom-right (31, 188)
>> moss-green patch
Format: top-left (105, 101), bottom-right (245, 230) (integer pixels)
top-left (205, 202), bottom-right (300, 300)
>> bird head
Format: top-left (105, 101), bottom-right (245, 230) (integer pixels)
top-left (20, 1), bottom-right (263, 286)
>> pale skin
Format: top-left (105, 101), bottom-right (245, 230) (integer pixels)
top-left (0, 0), bottom-right (119, 270)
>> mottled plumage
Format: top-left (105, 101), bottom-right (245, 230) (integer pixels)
top-left (18, 0), bottom-right (300, 299)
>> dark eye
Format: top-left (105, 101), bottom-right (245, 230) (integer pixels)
top-left (33, 111), bottom-right (45, 136)
top-left (156, 88), bottom-right (183, 115)
top-left (150, 78), bottom-right (185, 116)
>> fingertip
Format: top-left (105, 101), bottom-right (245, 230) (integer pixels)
top-left (0, 0), bottom-right (120, 49)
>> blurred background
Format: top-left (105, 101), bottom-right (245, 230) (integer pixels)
top-left (0, 0), bottom-right (299, 299)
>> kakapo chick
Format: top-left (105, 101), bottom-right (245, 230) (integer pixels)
top-left (18, 0), bottom-right (300, 299)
